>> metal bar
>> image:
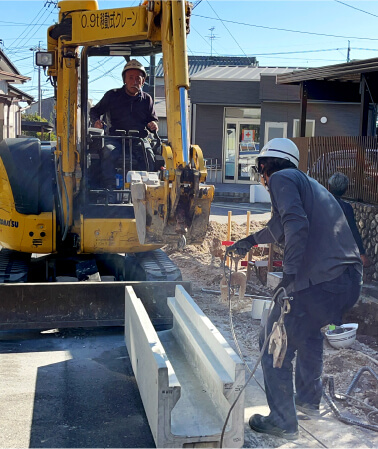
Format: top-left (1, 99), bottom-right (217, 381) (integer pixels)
top-left (299, 81), bottom-right (308, 137)
top-left (360, 74), bottom-right (370, 137)
top-left (179, 86), bottom-right (189, 164)
top-left (201, 288), bottom-right (271, 299)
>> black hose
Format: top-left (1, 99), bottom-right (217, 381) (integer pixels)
top-left (323, 374), bottom-right (378, 432)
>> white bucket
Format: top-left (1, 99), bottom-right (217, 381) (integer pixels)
top-left (251, 299), bottom-right (272, 320)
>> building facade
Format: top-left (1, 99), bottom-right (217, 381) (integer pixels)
top-left (0, 50), bottom-right (33, 140)
top-left (190, 66), bottom-right (363, 184)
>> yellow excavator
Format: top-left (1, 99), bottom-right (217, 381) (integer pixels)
top-left (0, 0), bottom-right (214, 329)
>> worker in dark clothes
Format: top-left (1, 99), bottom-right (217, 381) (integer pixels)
top-left (90, 59), bottom-right (158, 189)
top-left (228, 138), bottom-right (362, 440)
top-left (328, 172), bottom-right (371, 268)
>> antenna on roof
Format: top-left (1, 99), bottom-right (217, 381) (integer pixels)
top-left (207, 27), bottom-right (219, 57)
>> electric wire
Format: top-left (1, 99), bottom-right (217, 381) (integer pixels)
top-left (16, 7), bottom-right (56, 52)
top-left (334, 0), bottom-right (378, 19)
top-left (192, 13), bottom-right (378, 41)
top-left (7, 6), bottom-right (46, 49)
top-left (205, 0), bottom-right (254, 65)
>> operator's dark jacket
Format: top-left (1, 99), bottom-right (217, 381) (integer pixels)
top-left (90, 88), bottom-right (158, 138)
top-left (253, 168), bottom-right (362, 292)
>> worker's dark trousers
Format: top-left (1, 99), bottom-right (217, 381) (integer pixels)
top-left (259, 266), bottom-right (362, 433)
top-left (102, 137), bottom-right (155, 187)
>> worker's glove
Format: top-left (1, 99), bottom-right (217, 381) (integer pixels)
top-left (227, 235), bottom-right (256, 257)
top-left (273, 273), bottom-right (295, 305)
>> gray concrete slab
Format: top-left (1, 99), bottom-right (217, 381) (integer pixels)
top-left (0, 328), bottom-right (155, 448)
top-left (1, 327), bottom-right (378, 448)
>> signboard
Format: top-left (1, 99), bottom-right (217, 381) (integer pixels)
top-left (242, 129), bottom-right (255, 142)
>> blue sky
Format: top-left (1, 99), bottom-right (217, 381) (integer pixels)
top-left (2, 0), bottom-right (378, 104)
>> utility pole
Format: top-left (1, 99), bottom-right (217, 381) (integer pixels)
top-left (38, 41), bottom-right (42, 117)
top-left (30, 42), bottom-right (43, 117)
top-left (149, 54), bottom-right (156, 103)
top-left (347, 40), bottom-right (351, 63)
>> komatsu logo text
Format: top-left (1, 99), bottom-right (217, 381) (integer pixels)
top-left (0, 218), bottom-right (19, 228)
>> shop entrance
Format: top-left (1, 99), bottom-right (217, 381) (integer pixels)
top-left (223, 117), bottom-right (260, 183)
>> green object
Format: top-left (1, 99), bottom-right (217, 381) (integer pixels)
top-left (329, 324), bottom-right (336, 331)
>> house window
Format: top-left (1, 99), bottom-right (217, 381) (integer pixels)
top-left (225, 107), bottom-right (261, 120)
top-left (293, 119), bottom-right (315, 137)
top-left (264, 122), bottom-right (287, 144)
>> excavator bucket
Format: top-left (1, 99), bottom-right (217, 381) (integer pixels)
top-left (0, 280), bottom-right (191, 331)
top-left (131, 177), bottom-right (214, 245)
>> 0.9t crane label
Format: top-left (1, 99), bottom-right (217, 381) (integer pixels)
top-left (70, 7), bottom-right (145, 45)
top-left (80, 10), bottom-right (137, 30)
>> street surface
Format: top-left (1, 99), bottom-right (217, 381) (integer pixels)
top-left (210, 201), bottom-right (271, 224)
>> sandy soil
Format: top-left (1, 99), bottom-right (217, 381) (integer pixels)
top-left (163, 220), bottom-right (378, 433)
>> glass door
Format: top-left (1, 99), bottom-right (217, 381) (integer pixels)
top-left (224, 122), bottom-right (237, 181)
top-left (224, 119), bottom-right (260, 183)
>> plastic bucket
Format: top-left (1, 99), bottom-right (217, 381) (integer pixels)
top-left (251, 299), bottom-right (272, 320)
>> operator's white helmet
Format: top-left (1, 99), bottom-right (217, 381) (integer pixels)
top-left (257, 138), bottom-right (300, 168)
top-left (122, 59), bottom-right (147, 81)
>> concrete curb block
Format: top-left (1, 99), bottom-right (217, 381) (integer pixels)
top-left (124, 285), bottom-right (245, 448)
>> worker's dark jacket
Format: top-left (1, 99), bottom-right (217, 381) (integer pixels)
top-left (89, 88), bottom-right (158, 138)
top-left (253, 168), bottom-right (362, 292)
top-left (334, 196), bottom-right (365, 255)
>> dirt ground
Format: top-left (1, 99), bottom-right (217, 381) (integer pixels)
top-left (163, 220), bottom-right (378, 434)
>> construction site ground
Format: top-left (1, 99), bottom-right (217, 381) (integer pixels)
top-left (1, 202), bottom-right (378, 448)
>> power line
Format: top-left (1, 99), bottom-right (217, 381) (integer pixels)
top-left (253, 48), bottom-right (348, 56)
top-left (334, 0), bottom-right (378, 19)
top-left (0, 21), bottom-right (51, 26)
top-left (17, 8), bottom-right (55, 51)
top-left (8, 6), bottom-right (46, 49)
top-left (89, 61), bottom-right (124, 84)
top-left (205, 1), bottom-right (254, 64)
top-left (192, 13), bottom-right (378, 41)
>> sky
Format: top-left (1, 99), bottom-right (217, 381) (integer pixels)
top-left (2, 0), bottom-right (378, 105)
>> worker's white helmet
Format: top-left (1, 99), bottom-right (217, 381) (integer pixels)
top-left (122, 59), bottom-right (147, 81)
top-left (257, 138), bottom-right (300, 168)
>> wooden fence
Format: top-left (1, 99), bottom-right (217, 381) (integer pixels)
top-left (292, 136), bottom-right (378, 205)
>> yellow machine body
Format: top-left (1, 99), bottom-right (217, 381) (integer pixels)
top-left (0, 0), bottom-right (214, 328)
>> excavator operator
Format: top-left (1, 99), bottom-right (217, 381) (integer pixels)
top-left (228, 138), bottom-right (362, 440)
top-left (90, 59), bottom-right (159, 191)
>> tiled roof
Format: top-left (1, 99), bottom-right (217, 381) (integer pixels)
top-left (154, 55), bottom-right (257, 77)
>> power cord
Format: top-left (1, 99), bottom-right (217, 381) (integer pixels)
top-left (220, 251), bottom-right (287, 447)
top-left (220, 250), bottom-right (328, 448)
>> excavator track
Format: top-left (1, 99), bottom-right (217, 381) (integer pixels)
top-left (0, 248), bottom-right (31, 283)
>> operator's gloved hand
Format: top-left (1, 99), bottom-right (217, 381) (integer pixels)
top-left (273, 272), bottom-right (295, 295)
top-left (227, 235), bottom-right (257, 257)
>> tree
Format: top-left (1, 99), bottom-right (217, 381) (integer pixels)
top-left (22, 112), bottom-right (56, 141)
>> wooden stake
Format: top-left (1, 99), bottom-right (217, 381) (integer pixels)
top-left (245, 211), bottom-right (251, 262)
top-left (227, 211), bottom-right (232, 266)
